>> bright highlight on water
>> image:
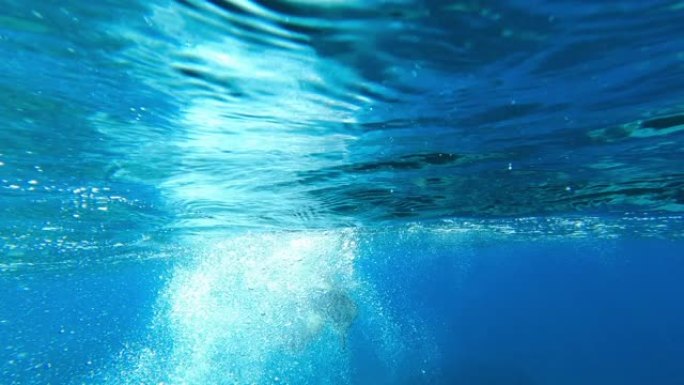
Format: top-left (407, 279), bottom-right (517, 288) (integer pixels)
top-left (1, 0), bottom-right (683, 384)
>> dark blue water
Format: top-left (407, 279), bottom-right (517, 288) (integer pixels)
top-left (355, 232), bottom-right (684, 385)
top-left (1, 0), bottom-right (683, 384)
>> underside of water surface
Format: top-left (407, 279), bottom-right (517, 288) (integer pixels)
top-left (1, 0), bottom-right (683, 384)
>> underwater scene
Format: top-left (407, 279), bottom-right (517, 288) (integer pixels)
top-left (1, 0), bottom-right (683, 384)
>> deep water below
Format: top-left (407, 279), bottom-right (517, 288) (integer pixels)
top-left (3, 231), bottom-right (683, 384)
top-left (358, 235), bottom-right (684, 384)
top-left (0, 261), bottom-right (167, 384)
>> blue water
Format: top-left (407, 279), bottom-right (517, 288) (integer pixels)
top-left (1, 0), bottom-right (683, 384)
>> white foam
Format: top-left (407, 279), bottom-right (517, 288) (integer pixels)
top-left (163, 230), bottom-right (359, 383)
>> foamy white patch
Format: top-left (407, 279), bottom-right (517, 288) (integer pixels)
top-left (105, 229), bottom-right (442, 385)
top-left (162, 230), bottom-right (359, 384)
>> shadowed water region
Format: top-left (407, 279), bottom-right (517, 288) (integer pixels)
top-left (1, 0), bottom-right (683, 384)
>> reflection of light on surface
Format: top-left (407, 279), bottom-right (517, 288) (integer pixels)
top-left (160, 36), bottom-right (365, 228)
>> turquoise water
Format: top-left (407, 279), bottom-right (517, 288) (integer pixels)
top-left (1, 1), bottom-right (683, 384)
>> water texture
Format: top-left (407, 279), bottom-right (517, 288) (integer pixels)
top-left (0, 0), bottom-right (683, 384)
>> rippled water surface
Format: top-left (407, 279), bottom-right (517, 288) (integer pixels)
top-left (1, 0), bottom-right (683, 384)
